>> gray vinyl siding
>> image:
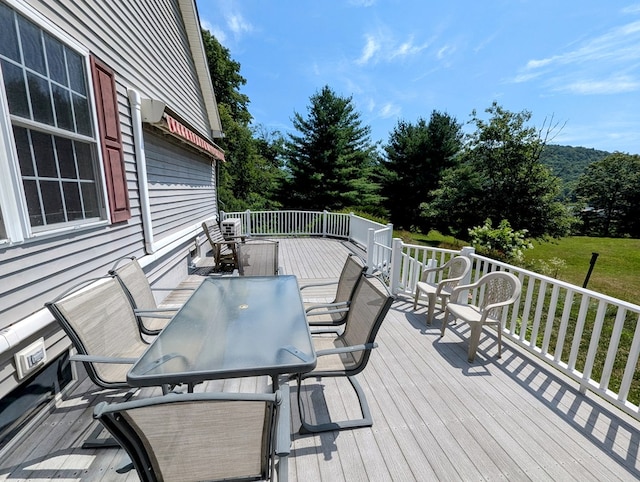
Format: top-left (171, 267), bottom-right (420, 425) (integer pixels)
top-left (0, 0), bottom-right (219, 398)
top-left (144, 131), bottom-right (218, 241)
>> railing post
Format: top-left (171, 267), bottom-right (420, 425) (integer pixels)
top-left (348, 212), bottom-right (354, 243)
top-left (322, 210), bottom-right (328, 237)
top-left (366, 228), bottom-right (375, 273)
top-left (245, 209), bottom-right (252, 237)
top-left (390, 238), bottom-right (403, 294)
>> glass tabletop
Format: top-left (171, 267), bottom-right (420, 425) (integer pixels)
top-left (127, 275), bottom-right (316, 387)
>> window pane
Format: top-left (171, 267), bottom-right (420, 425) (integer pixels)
top-left (31, 130), bottom-right (56, 177)
top-left (55, 137), bottom-right (75, 178)
top-left (73, 93), bottom-right (92, 136)
top-left (81, 182), bottom-right (100, 218)
top-left (52, 84), bottom-right (73, 130)
top-left (1, 60), bottom-right (29, 117)
top-left (0, 4), bottom-right (19, 62)
top-left (62, 181), bottom-right (82, 220)
top-left (66, 48), bottom-right (85, 95)
top-left (27, 73), bottom-right (53, 124)
top-left (75, 141), bottom-right (94, 179)
top-left (22, 179), bottom-right (43, 226)
top-left (18, 17), bottom-right (45, 75)
top-left (44, 33), bottom-right (67, 86)
top-left (40, 180), bottom-right (64, 224)
top-left (13, 126), bottom-right (34, 176)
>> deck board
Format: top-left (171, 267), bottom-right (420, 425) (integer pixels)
top-left (1, 237), bottom-right (639, 481)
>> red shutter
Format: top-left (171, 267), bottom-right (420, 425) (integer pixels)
top-left (90, 55), bottom-right (131, 223)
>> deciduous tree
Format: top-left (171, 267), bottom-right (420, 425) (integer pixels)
top-left (575, 152), bottom-right (640, 237)
top-left (422, 102), bottom-right (571, 238)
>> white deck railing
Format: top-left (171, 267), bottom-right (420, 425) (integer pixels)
top-left (218, 209), bottom-right (640, 420)
top-left (392, 241), bottom-right (640, 421)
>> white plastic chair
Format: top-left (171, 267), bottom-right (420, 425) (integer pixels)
top-left (441, 271), bottom-right (522, 362)
top-left (413, 256), bottom-right (471, 324)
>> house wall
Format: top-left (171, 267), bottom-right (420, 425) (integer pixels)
top-left (0, 0), bottom-right (221, 400)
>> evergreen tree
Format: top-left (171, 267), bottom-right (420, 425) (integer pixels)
top-left (383, 111), bottom-right (462, 230)
top-left (284, 85), bottom-right (382, 212)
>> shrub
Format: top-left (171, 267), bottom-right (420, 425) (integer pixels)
top-left (469, 219), bottom-right (533, 263)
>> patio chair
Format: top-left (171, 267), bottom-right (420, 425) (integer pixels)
top-left (110, 256), bottom-right (193, 335)
top-left (93, 387), bottom-right (291, 482)
top-left (294, 274), bottom-right (394, 433)
top-left (45, 276), bottom-right (179, 448)
top-left (237, 238), bottom-right (280, 276)
top-left (300, 253), bottom-right (367, 327)
top-left (202, 219), bottom-right (240, 271)
top-left (442, 271), bottom-right (522, 362)
top-left (413, 255), bottom-right (471, 325)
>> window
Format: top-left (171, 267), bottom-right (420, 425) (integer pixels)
top-left (0, 3), bottom-right (128, 240)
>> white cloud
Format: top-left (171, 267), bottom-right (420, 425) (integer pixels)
top-left (622, 4), bottom-right (640, 14)
top-left (357, 34), bottom-right (381, 65)
top-left (513, 19), bottom-right (640, 95)
top-left (349, 0), bottom-right (376, 6)
top-left (378, 102), bottom-right (401, 118)
top-left (227, 12), bottom-right (253, 35)
top-left (559, 75), bottom-right (640, 95)
top-left (356, 30), bottom-right (430, 65)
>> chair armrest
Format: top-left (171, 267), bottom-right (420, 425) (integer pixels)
top-left (305, 301), bottom-right (349, 316)
top-left (134, 308), bottom-right (177, 319)
top-left (275, 383), bottom-right (291, 457)
top-left (70, 354), bottom-right (138, 364)
top-left (310, 328), bottom-right (342, 335)
top-left (150, 287), bottom-right (194, 292)
top-left (316, 342), bottom-right (377, 357)
top-left (420, 265), bottom-right (444, 282)
top-left (299, 280), bottom-right (338, 290)
top-left (449, 279), bottom-right (483, 302)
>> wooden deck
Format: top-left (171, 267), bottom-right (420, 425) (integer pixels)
top-left (1, 237), bottom-right (639, 481)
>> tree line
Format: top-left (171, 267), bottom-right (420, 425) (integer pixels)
top-left (203, 29), bottom-right (640, 241)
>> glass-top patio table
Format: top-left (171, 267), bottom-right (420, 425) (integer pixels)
top-left (127, 275), bottom-right (316, 389)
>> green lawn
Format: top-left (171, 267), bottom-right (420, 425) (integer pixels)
top-left (399, 230), bottom-right (640, 306)
top-left (525, 237), bottom-right (640, 305)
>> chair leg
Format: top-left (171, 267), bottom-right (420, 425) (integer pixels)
top-left (441, 308), bottom-right (450, 337)
top-left (298, 375), bottom-right (373, 434)
top-left (413, 287), bottom-right (422, 310)
top-left (467, 322), bottom-right (483, 362)
top-left (426, 293), bottom-right (436, 325)
top-left (82, 388), bottom-right (138, 448)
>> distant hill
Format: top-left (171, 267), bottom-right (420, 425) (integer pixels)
top-left (540, 144), bottom-right (610, 185)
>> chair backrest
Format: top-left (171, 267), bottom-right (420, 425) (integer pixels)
top-left (110, 256), bottom-right (159, 311)
top-left (339, 274), bottom-right (395, 372)
top-left (439, 255), bottom-right (472, 292)
top-left (45, 277), bottom-right (148, 388)
top-left (333, 253), bottom-right (367, 304)
top-left (202, 220), bottom-right (238, 268)
top-left (94, 391), bottom-right (280, 482)
top-left (477, 271), bottom-right (522, 320)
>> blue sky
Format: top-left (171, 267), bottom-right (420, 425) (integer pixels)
top-left (197, 1), bottom-right (640, 154)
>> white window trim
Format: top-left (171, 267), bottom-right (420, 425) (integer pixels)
top-left (0, 0), bottom-right (112, 245)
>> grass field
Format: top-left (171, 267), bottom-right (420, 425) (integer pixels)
top-left (525, 236), bottom-right (640, 305)
top-left (400, 230), bottom-right (640, 306)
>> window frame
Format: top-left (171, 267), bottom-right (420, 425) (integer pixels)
top-left (0, 0), bottom-right (114, 245)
